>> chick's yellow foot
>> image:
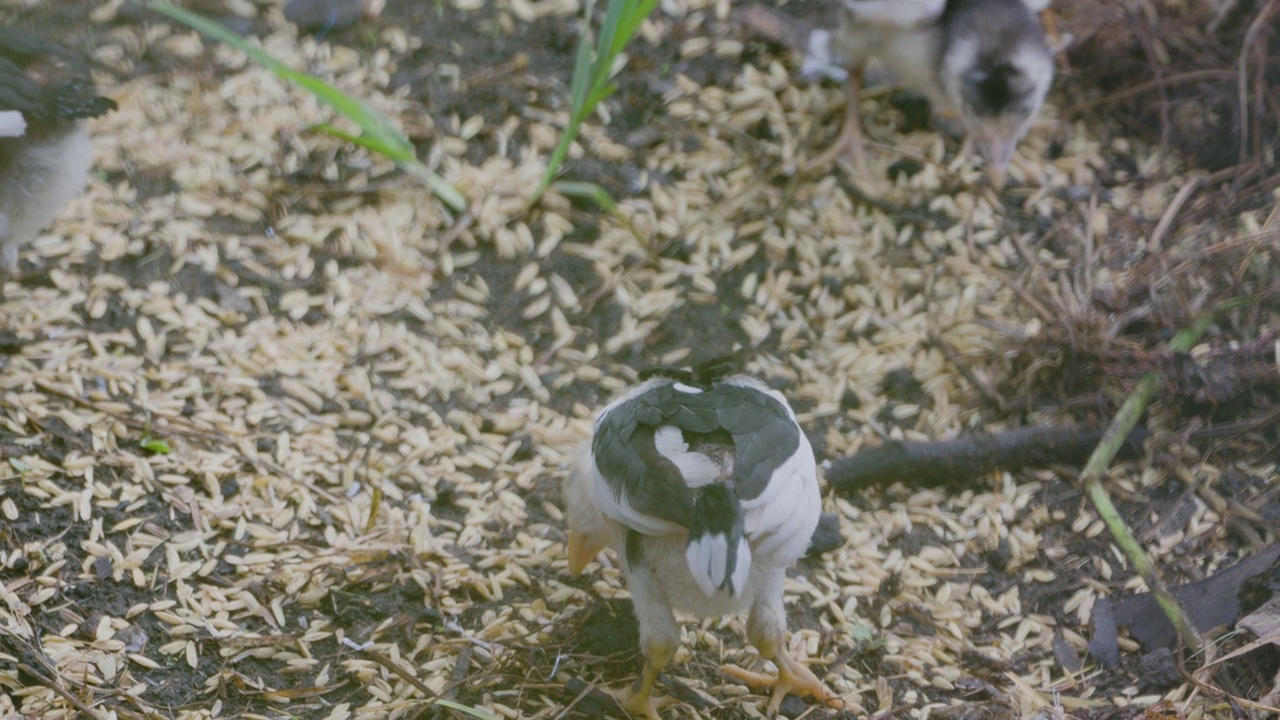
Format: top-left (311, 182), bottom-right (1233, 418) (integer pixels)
top-left (805, 113), bottom-right (868, 176)
top-left (805, 71), bottom-right (872, 178)
top-left (722, 658), bottom-right (847, 715)
top-left (607, 686), bottom-right (676, 720)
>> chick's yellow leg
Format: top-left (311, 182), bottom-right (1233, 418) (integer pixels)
top-left (608, 640), bottom-right (677, 720)
top-left (613, 548), bottom-right (682, 719)
top-left (721, 569), bottom-right (847, 715)
top-left (807, 72), bottom-right (869, 175)
top-left (722, 648), bottom-right (845, 715)
top-left (723, 643), bottom-right (844, 715)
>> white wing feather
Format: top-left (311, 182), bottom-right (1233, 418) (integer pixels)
top-left (0, 111), bottom-right (26, 137)
top-left (840, 0), bottom-right (947, 27)
top-left (653, 425), bottom-right (722, 487)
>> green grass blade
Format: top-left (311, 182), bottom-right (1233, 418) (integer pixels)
top-left (152, 2), bottom-right (467, 212)
top-left (312, 124), bottom-right (467, 209)
top-left (312, 123), bottom-right (393, 155)
top-left (400, 159), bottom-right (469, 211)
top-left (552, 180), bottom-right (617, 211)
top-left (535, 144), bottom-right (570, 197)
top-left (593, 0), bottom-right (624, 83)
top-left (611, 0), bottom-right (658, 56)
top-left (531, 0), bottom-right (598, 203)
top-left (567, 0), bottom-right (597, 112)
top-left (154, 4), bottom-right (411, 157)
top-left (529, 0), bottom-right (658, 208)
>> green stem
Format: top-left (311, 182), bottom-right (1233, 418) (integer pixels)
top-left (1080, 312), bottom-right (1215, 652)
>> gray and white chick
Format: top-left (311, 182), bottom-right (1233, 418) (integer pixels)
top-left (742, 0), bottom-right (1057, 185)
top-left (0, 27), bottom-right (115, 284)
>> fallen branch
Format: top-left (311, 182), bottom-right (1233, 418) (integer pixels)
top-left (825, 406), bottom-right (1267, 494)
top-left (825, 425), bottom-right (1147, 494)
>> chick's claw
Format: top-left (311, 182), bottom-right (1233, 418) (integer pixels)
top-left (721, 659), bottom-right (850, 715)
top-left (606, 686), bottom-right (676, 720)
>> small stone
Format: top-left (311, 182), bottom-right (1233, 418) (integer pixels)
top-left (284, 0), bottom-right (364, 33)
top-left (1052, 632), bottom-right (1081, 673)
top-left (1139, 647), bottom-right (1180, 690)
top-left (806, 513), bottom-right (843, 556)
top-left (984, 538), bottom-right (1014, 573)
top-left (778, 693), bottom-right (808, 716)
top-left (839, 389), bottom-right (862, 410)
top-left (887, 158), bottom-right (924, 182)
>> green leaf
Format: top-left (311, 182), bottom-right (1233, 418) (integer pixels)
top-left (551, 181), bottom-right (617, 211)
top-left (151, 2), bottom-right (467, 213)
top-left (529, 0), bottom-right (658, 208)
top-left (141, 435), bottom-right (171, 455)
top-left (610, 0), bottom-right (658, 57)
top-left (311, 123), bottom-right (370, 149)
top-left (8, 458), bottom-right (28, 473)
top-left (848, 624), bottom-right (876, 644)
top-left (567, 0), bottom-right (597, 114)
top-left (308, 127), bottom-right (459, 201)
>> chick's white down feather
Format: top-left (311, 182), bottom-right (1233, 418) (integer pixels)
top-left (652, 424), bottom-right (721, 487)
top-left (0, 110), bottom-right (25, 137)
top-left (686, 531), bottom-right (753, 599)
top-left (563, 441), bottom-right (611, 565)
top-left (0, 125), bottom-right (94, 271)
top-left (835, 0), bottom-right (951, 106)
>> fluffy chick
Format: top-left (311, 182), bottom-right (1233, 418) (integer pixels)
top-left (563, 373), bottom-right (843, 718)
top-left (739, 0), bottom-right (1055, 184)
top-left (831, 0), bottom-right (1055, 184)
top-left (0, 27), bottom-right (115, 283)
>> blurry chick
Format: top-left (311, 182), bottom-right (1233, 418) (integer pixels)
top-left (740, 0), bottom-right (1056, 185)
top-left (563, 369), bottom-right (843, 718)
top-left (0, 27), bottom-right (115, 283)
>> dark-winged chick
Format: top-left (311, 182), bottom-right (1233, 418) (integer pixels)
top-left (562, 369), bottom-right (855, 718)
top-left (0, 27), bottom-right (115, 282)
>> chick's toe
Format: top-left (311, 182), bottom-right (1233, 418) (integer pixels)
top-left (722, 657), bottom-right (847, 715)
top-left (607, 685), bottom-right (676, 720)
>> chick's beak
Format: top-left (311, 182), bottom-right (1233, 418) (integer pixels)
top-left (973, 127), bottom-right (1017, 189)
top-left (970, 113), bottom-right (1033, 189)
top-left (985, 158), bottom-right (1009, 189)
top-left (567, 531), bottom-right (605, 575)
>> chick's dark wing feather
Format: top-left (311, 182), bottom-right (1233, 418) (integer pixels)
top-left (593, 383), bottom-right (721, 528)
top-left (594, 380), bottom-right (804, 531)
top-left (0, 56), bottom-right (42, 114)
top-left (52, 79), bottom-right (116, 120)
top-left (711, 388), bottom-right (771, 434)
top-left (0, 27), bottom-right (115, 121)
top-left (712, 385), bottom-right (800, 500)
top-left (0, 27), bottom-right (65, 61)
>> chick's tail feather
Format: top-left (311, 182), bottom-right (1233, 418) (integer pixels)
top-left (685, 483), bottom-right (751, 598)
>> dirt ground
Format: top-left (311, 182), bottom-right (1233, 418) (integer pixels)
top-left (0, 0), bottom-right (1277, 719)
